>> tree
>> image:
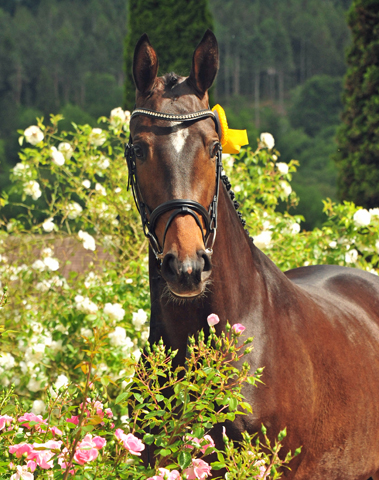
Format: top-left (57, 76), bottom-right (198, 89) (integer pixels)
top-left (124, 0), bottom-right (213, 108)
top-left (334, 0), bottom-right (379, 208)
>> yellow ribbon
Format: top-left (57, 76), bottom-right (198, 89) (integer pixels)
top-left (212, 104), bottom-right (249, 154)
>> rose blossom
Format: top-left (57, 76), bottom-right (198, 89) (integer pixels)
top-left (9, 443), bottom-right (34, 458)
top-left (184, 458), bottom-right (212, 479)
top-left (232, 323), bottom-right (246, 334)
top-left (147, 469), bottom-right (181, 480)
top-left (50, 146), bottom-right (65, 166)
top-left (10, 465), bottom-right (34, 480)
top-left (115, 429), bottom-right (145, 455)
top-left (66, 415), bottom-right (80, 425)
top-left (18, 413), bottom-right (47, 430)
top-left (73, 434), bottom-right (106, 465)
top-left (24, 125), bottom-right (44, 145)
top-left (260, 132), bottom-right (275, 150)
top-left (0, 414), bottom-right (13, 430)
top-left (207, 313), bottom-right (220, 327)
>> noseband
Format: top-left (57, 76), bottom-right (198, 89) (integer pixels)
top-left (125, 108), bottom-right (223, 262)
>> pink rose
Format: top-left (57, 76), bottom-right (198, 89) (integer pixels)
top-left (105, 408), bottom-right (113, 418)
top-left (158, 468), bottom-right (181, 480)
top-left (73, 434), bottom-right (106, 465)
top-left (207, 313), bottom-right (220, 327)
top-left (50, 426), bottom-right (63, 436)
top-left (26, 460), bottom-right (36, 472)
top-left (232, 323), bottom-right (245, 334)
top-left (115, 429), bottom-right (145, 455)
top-left (9, 443), bottom-right (33, 458)
top-left (92, 436), bottom-right (107, 449)
top-left (184, 458), bottom-right (212, 479)
top-left (252, 459), bottom-right (267, 479)
top-left (66, 415), bottom-right (79, 425)
top-left (18, 413), bottom-right (47, 430)
top-left (200, 435), bottom-right (215, 454)
top-left (10, 465), bottom-right (34, 480)
top-left (28, 440), bottom-right (63, 469)
top-left (0, 414), bottom-right (13, 430)
top-left (184, 434), bottom-right (215, 454)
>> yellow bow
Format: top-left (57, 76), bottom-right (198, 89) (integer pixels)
top-left (212, 104), bottom-right (249, 154)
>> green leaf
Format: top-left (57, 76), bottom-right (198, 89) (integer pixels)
top-left (1, 404), bottom-right (16, 415)
top-left (143, 433), bottom-right (155, 445)
top-left (178, 450), bottom-right (192, 470)
top-left (159, 448), bottom-right (171, 457)
top-left (228, 397), bottom-right (238, 411)
top-left (115, 392), bottom-right (128, 404)
top-left (210, 461), bottom-right (226, 470)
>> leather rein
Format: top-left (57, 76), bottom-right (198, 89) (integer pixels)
top-left (125, 108), bottom-right (223, 262)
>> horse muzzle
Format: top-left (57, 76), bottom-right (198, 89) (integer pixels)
top-left (161, 249), bottom-right (212, 297)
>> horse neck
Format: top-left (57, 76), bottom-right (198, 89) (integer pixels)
top-left (148, 182), bottom-right (291, 364)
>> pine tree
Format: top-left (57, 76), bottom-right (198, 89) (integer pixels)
top-left (334, 0), bottom-right (379, 208)
top-left (124, 0), bottom-right (213, 108)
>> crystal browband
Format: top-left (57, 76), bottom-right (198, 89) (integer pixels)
top-left (130, 108), bottom-right (216, 123)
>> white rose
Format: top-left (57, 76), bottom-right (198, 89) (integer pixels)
top-left (43, 257), bottom-right (59, 271)
top-left (35, 280), bottom-right (51, 292)
top-left (13, 163), bottom-right (31, 178)
top-left (24, 125), bottom-right (44, 145)
top-left (345, 249), bottom-right (358, 264)
top-left (55, 374), bottom-right (69, 390)
top-left (58, 142), bottom-right (73, 160)
top-left (110, 107), bottom-right (126, 127)
top-left (260, 132), bottom-right (275, 150)
top-left (67, 202), bottom-right (83, 219)
top-left (104, 303), bottom-right (125, 321)
top-left (290, 223), bottom-right (300, 234)
top-left (32, 259), bottom-right (46, 271)
top-left (254, 230), bottom-right (272, 250)
top-left (78, 230), bottom-right (96, 251)
top-left (132, 309), bottom-right (148, 331)
top-left (97, 156), bottom-right (110, 170)
top-left (24, 180), bottom-right (42, 200)
top-left (95, 183), bottom-right (107, 196)
top-left (329, 241), bottom-right (337, 249)
top-left (42, 217), bottom-right (55, 232)
top-left (75, 295), bottom-right (98, 314)
top-left (108, 326), bottom-right (127, 347)
top-left (50, 146), bottom-right (65, 166)
top-left (0, 352), bottom-right (15, 370)
top-left (31, 399), bottom-right (46, 415)
top-left (27, 377), bottom-right (43, 392)
top-left (281, 181), bottom-right (292, 197)
top-left (353, 209), bottom-right (371, 227)
top-left (369, 208), bottom-right (379, 217)
top-left (80, 328), bottom-right (93, 338)
top-left (82, 179), bottom-right (91, 189)
top-left (276, 162), bottom-right (289, 175)
top-left (89, 128), bottom-right (106, 147)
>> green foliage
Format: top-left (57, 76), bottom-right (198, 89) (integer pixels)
top-left (288, 75), bottom-right (343, 136)
top-left (124, 0), bottom-right (213, 108)
top-left (334, 0), bottom-right (379, 208)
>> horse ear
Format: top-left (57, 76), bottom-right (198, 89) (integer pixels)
top-left (188, 30), bottom-right (219, 95)
top-left (133, 33), bottom-right (159, 94)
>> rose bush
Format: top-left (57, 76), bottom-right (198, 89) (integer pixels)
top-left (1, 108), bottom-right (378, 478)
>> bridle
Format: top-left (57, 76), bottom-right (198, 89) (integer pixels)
top-left (125, 107), bottom-right (223, 262)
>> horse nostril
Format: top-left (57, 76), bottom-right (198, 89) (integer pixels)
top-left (199, 250), bottom-right (212, 273)
top-left (161, 253), bottom-right (178, 283)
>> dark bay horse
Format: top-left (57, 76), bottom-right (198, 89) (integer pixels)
top-left (126, 30), bottom-right (379, 480)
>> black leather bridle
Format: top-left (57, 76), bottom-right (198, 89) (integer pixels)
top-left (125, 107), bottom-right (223, 262)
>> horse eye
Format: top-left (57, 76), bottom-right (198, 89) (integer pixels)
top-left (210, 142), bottom-right (221, 158)
top-left (133, 145), bottom-right (144, 158)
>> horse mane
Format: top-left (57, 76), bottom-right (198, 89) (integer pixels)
top-left (221, 173), bottom-right (253, 241)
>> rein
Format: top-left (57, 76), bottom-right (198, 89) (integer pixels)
top-left (125, 108), bottom-right (223, 262)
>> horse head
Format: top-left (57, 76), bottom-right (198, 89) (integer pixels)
top-left (128, 30), bottom-right (220, 299)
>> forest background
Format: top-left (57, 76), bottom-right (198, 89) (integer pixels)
top-left (0, 0), bottom-right (352, 229)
